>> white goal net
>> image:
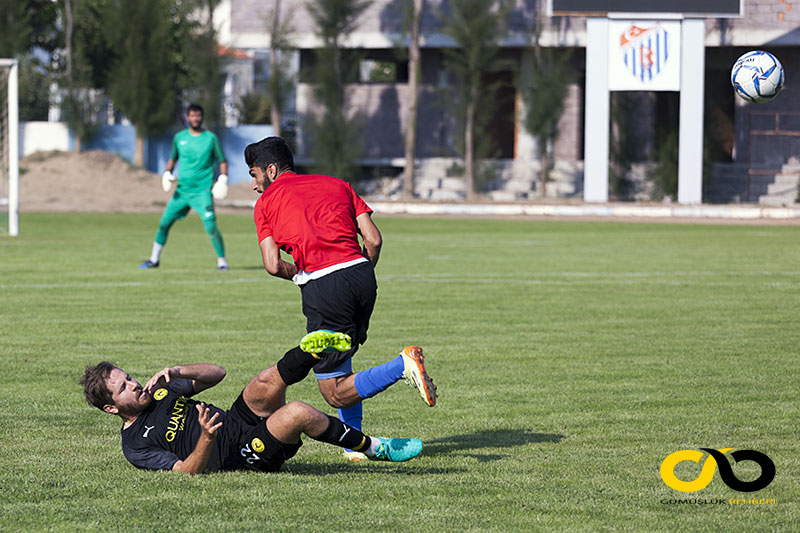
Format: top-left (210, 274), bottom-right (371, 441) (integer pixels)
top-left (0, 59), bottom-right (19, 236)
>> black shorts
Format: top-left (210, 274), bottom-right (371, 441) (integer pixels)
top-left (217, 393), bottom-right (302, 473)
top-left (300, 261), bottom-right (377, 374)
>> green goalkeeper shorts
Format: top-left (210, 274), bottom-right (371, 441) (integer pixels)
top-left (160, 188), bottom-right (216, 225)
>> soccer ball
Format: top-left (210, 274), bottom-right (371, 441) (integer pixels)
top-left (731, 50), bottom-right (784, 104)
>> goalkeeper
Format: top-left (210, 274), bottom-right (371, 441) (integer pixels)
top-left (140, 103), bottom-right (230, 271)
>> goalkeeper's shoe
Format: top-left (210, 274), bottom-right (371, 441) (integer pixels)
top-left (369, 438), bottom-right (423, 462)
top-left (138, 260), bottom-right (159, 269)
top-left (300, 330), bottom-right (352, 354)
top-left (401, 346), bottom-right (437, 407)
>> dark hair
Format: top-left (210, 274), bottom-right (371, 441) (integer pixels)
top-left (244, 136), bottom-right (295, 173)
top-left (80, 361), bottom-right (116, 410)
top-left (187, 103), bottom-right (204, 115)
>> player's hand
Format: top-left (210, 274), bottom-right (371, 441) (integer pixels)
top-left (212, 174), bottom-right (228, 200)
top-left (196, 403), bottom-right (222, 438)
top-left (144, 366), bottom-right (177, 393)
top-left (162, 170), bottom-right (176, 193)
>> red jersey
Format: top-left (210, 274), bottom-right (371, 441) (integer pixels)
top-left (253, 172), bottom-right (373, 274)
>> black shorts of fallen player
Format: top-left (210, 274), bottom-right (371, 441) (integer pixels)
top-left (217, 393), bottom-right (302, 472)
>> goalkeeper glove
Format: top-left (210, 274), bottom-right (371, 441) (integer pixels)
top-left (161, 170), bottom-right (176, 192)
top-left (212, 174), bottom-right (229, 200)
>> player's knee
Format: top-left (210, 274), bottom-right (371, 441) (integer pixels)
top-left (321, 389), bottom-right (349, 409)
top-left (284, 400), bottom-right (315, 420)
top-left (254, 367), bottom-right (270, 383)
top-left (202, 220), bottom-right (219, 236)
top-left (252, 365), bottom-right (281, 387)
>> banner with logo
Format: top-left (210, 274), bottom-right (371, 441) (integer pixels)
top-left (608, 20), bottom-right (681, 91)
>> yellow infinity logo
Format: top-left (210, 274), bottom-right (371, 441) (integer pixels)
top-left (660, 448), bottom-right (733, 492)
top-left (661, 448), bottom-right (775, 492)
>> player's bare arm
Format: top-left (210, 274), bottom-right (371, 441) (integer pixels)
top-left (219, 161), bottom-right (228, 175)
top-left (356, 212), bottom-right (382, 267)
top-left (143, 363), bottom-right (226, 394)
top-left (171, 403), bottom-right (222, 475)
top-left (259, 236), bottom-right (298, 280)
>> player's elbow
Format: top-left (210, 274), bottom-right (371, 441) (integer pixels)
top-left (172, 461), bottom-right (201, 476)
top-left (364, 232), bottom-right (382, 253)
top-left (263, 259), bottom-right (281, 276)
top-left (261, 252), bottom-right (280, 276)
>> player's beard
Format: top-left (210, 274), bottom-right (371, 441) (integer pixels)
top-left (119, 391), bottom-right (151, 417)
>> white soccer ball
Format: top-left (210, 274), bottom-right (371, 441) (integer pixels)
top-left (731, 50), bottom-right (784, 104)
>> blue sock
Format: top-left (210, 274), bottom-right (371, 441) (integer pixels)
top-left (353, 355), bottom-right (404, 400)
top-left (338, 403), bottom-right (363, 453)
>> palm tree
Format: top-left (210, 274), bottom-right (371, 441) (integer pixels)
top-left (402, 0), bottom-right (423, 199)
top-left (441, 0), bottom-right (507, 201)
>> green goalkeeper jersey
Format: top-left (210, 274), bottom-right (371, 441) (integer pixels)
top-left (170, 129), bottom-right (226, 192)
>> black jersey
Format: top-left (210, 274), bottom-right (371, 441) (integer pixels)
top-left (120, 379), bottom-right (226, 471)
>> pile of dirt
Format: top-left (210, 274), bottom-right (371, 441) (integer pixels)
top-left (18, 150), bottom-right (257, 213)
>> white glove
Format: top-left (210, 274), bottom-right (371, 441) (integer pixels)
top-left (161, 170), bottom-right (176, 192)
top-left (212, 174), bottom-right (228, 200)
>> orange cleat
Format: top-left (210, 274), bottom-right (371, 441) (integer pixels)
top-left (400, 346), bottom-right (437, 407)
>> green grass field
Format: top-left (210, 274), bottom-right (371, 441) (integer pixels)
top-left (1, 212), bottom-right (798, 531)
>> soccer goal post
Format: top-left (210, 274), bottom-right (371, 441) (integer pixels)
top-left (0, 59), bottom-right (19, 236)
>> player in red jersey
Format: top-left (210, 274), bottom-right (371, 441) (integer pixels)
top-left (245, 137), bottom-right (437, 459)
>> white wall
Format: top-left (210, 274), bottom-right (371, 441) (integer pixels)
top-left (19, 122), bottom-right (70, 156)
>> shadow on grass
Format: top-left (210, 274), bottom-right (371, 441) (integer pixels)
top-left (281, 463), bottom-right (464, 476)
top-left (228, 265), bottom-right (267, 271)
top-left (423, 428), bottom-right (564, 462)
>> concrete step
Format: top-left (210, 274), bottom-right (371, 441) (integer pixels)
top-left (765, 179), bottom-right (799, 196)
top-left (425, 189), bottom-right (465, 201)
top-left (759, 195), bottom-right (797, 206)
top-left (487, 190), bottom-right (523, 201)
top-left (415, 176), bottom-right (465, 191)
top-left (769, 175), bottom-right (799, 186)
top-left (494, 179), bottom-right (536, 193)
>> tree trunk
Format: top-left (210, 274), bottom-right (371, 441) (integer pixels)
top-left (270, 93), bottom-right (282, 137)
top-left (269, 0), bottom-right (282, 137)
top-left (66, 0), bottom-right (79, 153)
top-left (539, 141), bottom-right (548, 198)
top-left (402, 0), bottom-right (423, 200)
top-left (134, 133), bottom-right (145, 167)
top-left (65, 0), bottom-right (73, 80)
top-left (465, 98), bottom-right (476, 201)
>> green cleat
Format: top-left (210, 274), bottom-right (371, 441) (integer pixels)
top-left (300, 330), bottom-right (352, 354)
top-left (369, 438), bottom-right (423, 462)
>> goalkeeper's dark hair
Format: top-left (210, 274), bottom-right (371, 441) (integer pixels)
top-left (187, 103), bottom-right (204, 115)
top-left (244, 137), bottom-right (295, 174)
top-left (80, 361), bottom-right (116, 410)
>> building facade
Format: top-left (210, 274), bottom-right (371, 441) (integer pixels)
top-left (213, 0), bottom-right (800, 203)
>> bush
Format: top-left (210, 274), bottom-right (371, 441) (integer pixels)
top-left (236, 92), bottom-right (272, 124)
